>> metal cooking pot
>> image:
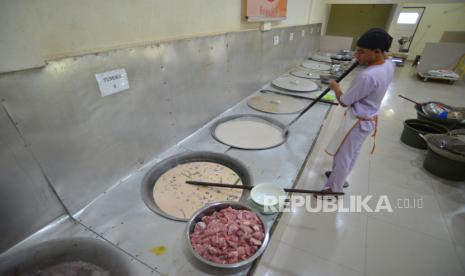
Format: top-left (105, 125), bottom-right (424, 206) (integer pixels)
top-left (421, 102), bottom-right (465, 121)
top-left (211, 114), bottom-right (288, 150)
top-left (424, 133), bottom-right (465, 162)
top-left (423, 133), bottom-right (465, 181)
top-left (399, 95), bottom-right (465, 129)
top-left (450, 129), bottom-right (465, 142)
top-left (0, 238), bottom-right (133, 276)
top-left (423, 149), bottom-right (465, 181)
top-left (331, 54), bottom-right (352, 61)
top-left (141, 151), bottom-right (252, 221)
top-left (310, 53), bottom-right (332, 63)
top-left (400, 119), bottom-right (448, 149)
top-left (415, 104), bottom-right (465, 129)
top-left (184, 201), bottom-right (269, 274)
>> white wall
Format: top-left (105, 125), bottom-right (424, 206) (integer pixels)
top-left (387, 2), bottom-right (465, 59)
top-left (1, 0), bottom-right (326, 73)
top-left (3, 0), bottom-right (462, 72)
top-left (0, 2), bottom-right (45, 73)
top-left (324, 1), bottom-right (465, 59)
top-left (309, 0), bottom-right (331, 34)
top-left (407, 3), bottom-right (465, 60)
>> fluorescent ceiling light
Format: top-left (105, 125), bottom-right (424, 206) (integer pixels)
top-left (397, 12), bottom-right (419, 24)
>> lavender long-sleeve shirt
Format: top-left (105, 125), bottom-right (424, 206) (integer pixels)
top-left (340, 59), bottom-right (395, 131)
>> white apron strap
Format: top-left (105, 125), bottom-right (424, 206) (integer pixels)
top-left (325, 109), bottom-right (359, 156)
top-left (325, 108), bottom-right (379, 156)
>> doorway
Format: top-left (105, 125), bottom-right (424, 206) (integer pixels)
top-left (326, 4), bottom-right (394, 50)
top-left (389, 7), bottom-right (425, 53)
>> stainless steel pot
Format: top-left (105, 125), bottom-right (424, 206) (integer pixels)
top-left (210, 114), bottom-right (288, 150)
top-left (0, 238), bottom-right (133, 276)
top-left (141, 151), bottom-right (252, 221)
top-left (184, 201), bottom-right (269, 274)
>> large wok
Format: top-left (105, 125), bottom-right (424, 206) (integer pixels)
top-left (423, 130), bottom-right (465, 181)
top-left (399, 95), bottom-right (465, 129)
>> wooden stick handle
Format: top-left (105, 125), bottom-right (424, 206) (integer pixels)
top-left (286, 61), bottom-right (359, 130)
top-left (186, 180), bottom-right (252, 190)
top-left (260, 90), bottom-right (338, 106)
top-left (398, 94), bottom-right (419, 105)
top-left (284, 188), bottom-right (344, 195)
top-left (185, 180), bottom-right (344, 195)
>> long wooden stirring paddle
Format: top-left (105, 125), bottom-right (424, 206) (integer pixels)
top-left (398, 94), bottom-right (421, 106)
top-left (260, 89), bottom-right (339, 106)
top-left (283, 61), bottom-right (359, 137)
top-left (186, 180), bottom-right (344, 195)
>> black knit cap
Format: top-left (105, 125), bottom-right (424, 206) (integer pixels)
top-left (357, 28), bottom-right (393, 52)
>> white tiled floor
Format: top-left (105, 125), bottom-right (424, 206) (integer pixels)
top-left (254, 65), bottom-right (465, 276)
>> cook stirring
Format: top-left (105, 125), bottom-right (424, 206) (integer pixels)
top-left (318, 28), bottom-right (395, 196)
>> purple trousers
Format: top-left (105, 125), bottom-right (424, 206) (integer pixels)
top-left (324, 124), bottom-right (372, 193)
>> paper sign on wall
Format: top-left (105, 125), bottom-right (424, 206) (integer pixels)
top-left (95, 68), bottom-right (129, 97)
top-left (246, 0), bottom-right (288, 22)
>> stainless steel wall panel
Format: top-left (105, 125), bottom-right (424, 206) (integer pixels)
top-left (307, 25), bottom-right (316, 57)
top-left (178, 123), bottom-right (230, 153)
top-left (296, 26), bottom-right (312, 60)
top-left (312, 24), bottom-right (322, 53)
top-left (281, 26), bottom-right (303, 71)
top-left (226, 30), bottom-right (264, 100)
top-left (161, 35), bottom-right (230, 142)
top-left (0, 107), bottom-right (65, 253)
top-left (261, 28), bottom-right (288, 84)
top-left (0, 45), bottom-right (180, 214)
top-left (298, 25), bottom-right (313, 59)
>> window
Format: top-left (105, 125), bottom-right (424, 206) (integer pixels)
top-left (397, 12), bottom-right (419, 24)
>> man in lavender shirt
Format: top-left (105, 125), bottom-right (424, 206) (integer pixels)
top-left (319, 28), bottom-right (395, 196)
